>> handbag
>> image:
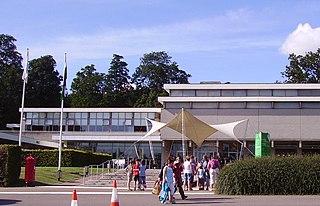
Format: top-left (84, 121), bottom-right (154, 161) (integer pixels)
top-left (152, 180), bottom-right (161, 195)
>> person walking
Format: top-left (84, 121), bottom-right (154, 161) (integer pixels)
top-left (173, 156), bottom-right (187, 200)
top-left (201, 155), bottom-right (210, 190)
top-left (160, 158), bottom-right (175, 204)
top-left (208, 155), bottom-right (220, 191)
top-left (183, 156), bottom-right (192, 191)
top-left (190, 155), bottom-right (197, 190)
top-left (125, 160), bottom-right (134, 191)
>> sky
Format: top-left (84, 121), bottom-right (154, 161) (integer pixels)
top-left (2, 0), bottom-right (320, 88)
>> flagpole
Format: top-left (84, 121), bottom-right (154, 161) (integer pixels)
top-left (19, 48), bottom-right (29, 146)
top-left (182, 107), bottom-right (186, 159)
top-left (57, 53), bottom-right (67, 180)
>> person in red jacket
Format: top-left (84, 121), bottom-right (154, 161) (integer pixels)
top-left (132, 159), bottom-right (140, 191)
top-left (173, 156), bottom-right (188, 200)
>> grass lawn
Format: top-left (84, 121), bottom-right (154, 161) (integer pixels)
top-left (20, 167), bottom-right (85, 186)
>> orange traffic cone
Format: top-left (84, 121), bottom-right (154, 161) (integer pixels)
top-left (110, 180), bottom-right (119, 206)
top-left (71, 189), bottom-right (78, 206)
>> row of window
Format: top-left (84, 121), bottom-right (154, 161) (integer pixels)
top-left (24, 112), bottom-right (159, 132)
top-left (170, 89), bottom-right (320, 97)
top-left (165, 102), bottom-right (320, 109)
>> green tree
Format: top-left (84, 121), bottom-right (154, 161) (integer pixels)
top-left (132, 51), bottom-right (191, 107)
top-left (0, 34), bottom-right (22, 129)
top-left (104, 54), bottom-right (133, 107)
top-left (70, 64), bottom-right (105, 107)
top-left (281, 49), bottom-right (320, 83)
top-left (26, 55), bottom-right (62, 107)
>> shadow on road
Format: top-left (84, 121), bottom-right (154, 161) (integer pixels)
top-left (175, 197), bottom-right (238, 205)
top-left (0, 199), bottom-right (22, 205)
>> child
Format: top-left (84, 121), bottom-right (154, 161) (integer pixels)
top-left (197, 163), bottom-right (205, 190)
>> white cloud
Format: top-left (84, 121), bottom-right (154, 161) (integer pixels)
top-left (280, 23), bottom-right (320, 55)
top-left (27, 8), bottom-right (278, 63)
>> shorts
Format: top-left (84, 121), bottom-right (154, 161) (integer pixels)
top-left (139, 176), bottom-right (146, 185)
top-left (184, 173), bottom-right (192, 182)
top-left (134, 175), bottom-right (139, 182)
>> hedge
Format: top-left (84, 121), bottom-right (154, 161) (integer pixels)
top-left (0, 145), bottom-right (22, 187)
top-left (21, 149), bottom-right (112, 167)
top-left (216, 155), bottom-right (320, 195)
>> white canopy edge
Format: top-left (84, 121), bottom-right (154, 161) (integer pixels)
top-left (133, 118), bottom-right (167, 144)
top-left (210, 119), bottom-right (248, 143)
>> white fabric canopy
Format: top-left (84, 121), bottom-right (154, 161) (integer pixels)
top-left (210, 119), bottom-right (248, 143)
top-left (137, 109), bottom-right (247, 147)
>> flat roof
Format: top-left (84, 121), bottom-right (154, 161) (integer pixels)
top-left (20, 107), bottom-right (162, 113)
top-left (163, 83), bottom-right (320, 92)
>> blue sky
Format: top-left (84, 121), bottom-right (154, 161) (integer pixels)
top-left (2, 0), bottom-right (320, 88)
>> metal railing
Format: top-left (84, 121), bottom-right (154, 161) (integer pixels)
top-left (82, 158), bottom-right (159, 185)
top-left (82, 159), bottom-right (126, 185)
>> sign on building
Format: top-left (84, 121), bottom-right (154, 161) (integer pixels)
top-left (255, 132), bottom-right (271, 158)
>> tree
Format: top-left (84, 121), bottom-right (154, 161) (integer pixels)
top-left (281, 49), bottom-right (320, 83)
top-left (103, 54), bottom-right (133, 107)
top-left (26, 55), bottom-right (62, 107)
top-left (70, 64), bottom-right (105, 107)
top-left (0, 34), bottom-right (22, 129)
top-left (132, 51), bottom-right (191, 107)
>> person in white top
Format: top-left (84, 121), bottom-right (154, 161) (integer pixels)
top-left (183, 156), bottom-right (192, 191)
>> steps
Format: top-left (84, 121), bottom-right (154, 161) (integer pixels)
top-left (84, 169), bottom-right (161, 188)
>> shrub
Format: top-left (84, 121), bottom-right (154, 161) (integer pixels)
top-left (21, 149), bottom-right (112, 167)
top-left (0, 145), bottom-right (22, 187)
top-left (216, 155), bottom-right (320, 195)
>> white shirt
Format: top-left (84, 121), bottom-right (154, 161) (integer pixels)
top-left (183, 160), bottom-right (192, 174)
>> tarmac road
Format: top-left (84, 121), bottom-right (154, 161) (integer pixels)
top-left (0, 186), bottom-right (319, 206)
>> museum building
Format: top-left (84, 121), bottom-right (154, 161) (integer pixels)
top-left (3, 82), bottom-right (320, 166)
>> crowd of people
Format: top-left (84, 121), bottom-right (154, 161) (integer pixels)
top-left (125, 154), bottom-right (221, 204)
top-left (158, 154), bottom-right (221, 204)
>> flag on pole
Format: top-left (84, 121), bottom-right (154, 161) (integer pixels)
top-left (61, 53), bottom-right (67, 101)
top-left (22, 49), bottom-right (29, 83)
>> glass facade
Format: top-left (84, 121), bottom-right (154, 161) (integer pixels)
top-left (68, 141), bottom-right (162, 167)
top-left (24, 111), bottom-right (159, 132)
top-left (170, 89), bottom-right (320, 97)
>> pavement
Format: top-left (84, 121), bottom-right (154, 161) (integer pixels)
top-left (1, 186), bottom-right (320, 206)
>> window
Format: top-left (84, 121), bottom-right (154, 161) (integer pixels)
top-left (171, 90), bottom-right (183, 96)
top-left (247, 102), bottom-right (272, 109)
top-left (273, 102), bottom-right (300, 109)
top-left (219, 102), bottom-right (245, 109)
top-left (221, 90), bottom-right (233, 97)
top-left (192, 102), bottom-right (218, 109)
top-left (183, 90), bottom-right (195, 97)
top-left (196, 90), bottom-right (208, 96)
top-left (260, 90), bottom-right (272, 96)
top-left (273, 90), bottom-right (285, 96)
top-left (208, 90), bottom-right (220, 96)
top-left (247, 90), bottom-right (259, 96)
top-left (234, 90), bottom-right (246, 97)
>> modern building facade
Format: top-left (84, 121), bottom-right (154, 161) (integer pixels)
top-left (158, 83), bottom-right (320, 163)
top-left (3, 83), bottom-right (320, 166)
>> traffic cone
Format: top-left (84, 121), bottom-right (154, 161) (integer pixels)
top-left (110, 180), bottom-right (119, 206)
top-left (71, 189), bottom-right (78, 206)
